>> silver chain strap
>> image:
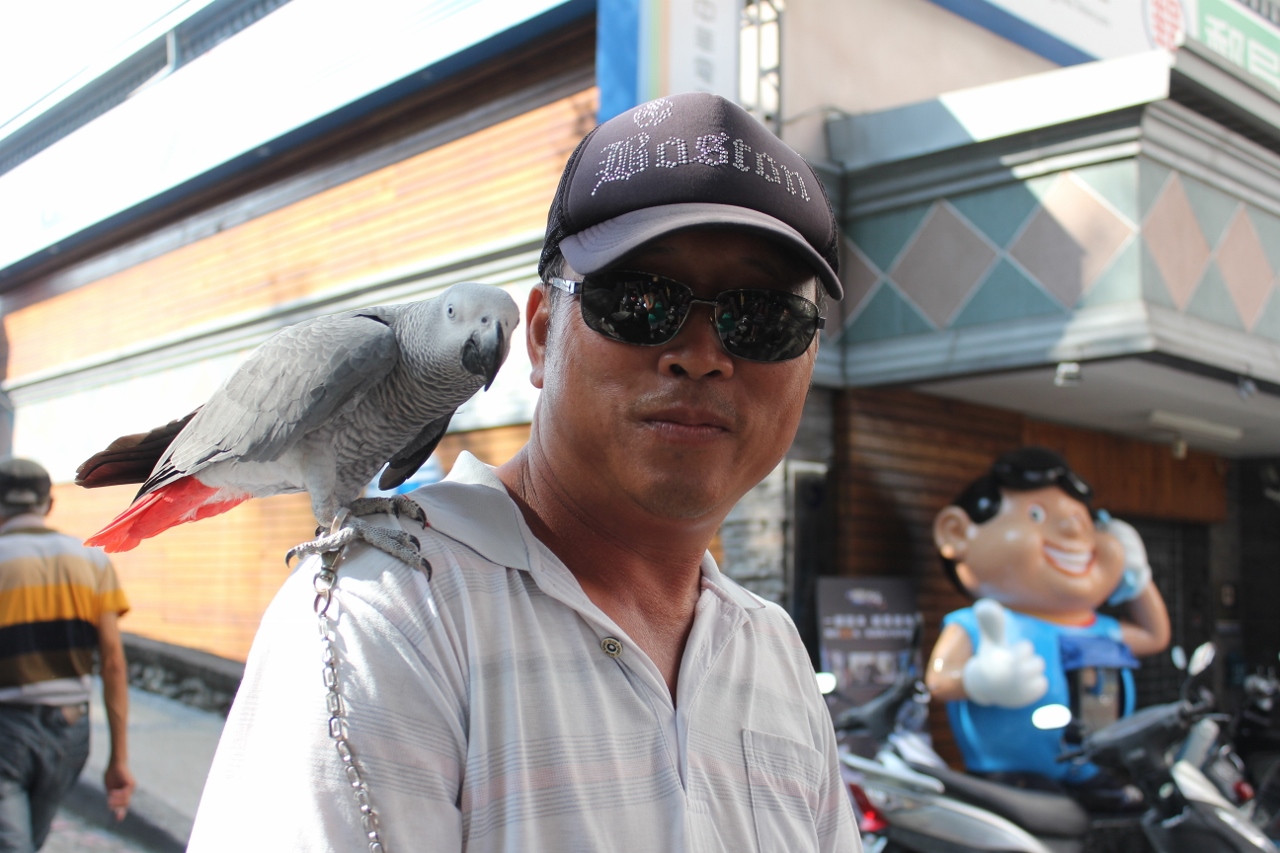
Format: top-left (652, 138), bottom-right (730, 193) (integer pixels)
top-left (312, 509), bottom-right (386, 853)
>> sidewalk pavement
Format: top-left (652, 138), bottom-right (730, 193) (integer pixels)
top-left (65, 681), bottom-right (226, 851)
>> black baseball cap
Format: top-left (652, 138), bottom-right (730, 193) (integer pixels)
top-left (539, 93), bottom-right (843, 299)
top-left (0, 458), bottom-right (52, 508)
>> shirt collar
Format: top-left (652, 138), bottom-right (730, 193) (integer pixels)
top-left (412, 452), bottom-right (762, 611)
top-left (406, 452), bottom-right (533, 571)
top-left (0, 513), bottom-right (50, 533)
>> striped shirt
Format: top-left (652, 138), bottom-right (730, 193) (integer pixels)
top-left (0, 513), bottom-right (128, 706)
top-left (190, 453), bottom-right (861, 852)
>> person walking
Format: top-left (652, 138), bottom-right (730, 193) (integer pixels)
top-left (0, 458), bottom-right (134, 852)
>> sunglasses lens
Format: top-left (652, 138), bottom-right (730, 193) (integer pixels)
top-left (715, 290), bottom-right (820, 362)
top-left (579, 273), bottom-right (691, 345)
top-left (576, 273), bottom-right (821, 362)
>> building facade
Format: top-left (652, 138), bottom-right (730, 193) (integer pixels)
top-left (2, 1), bottom-right (1276, 741)
top-left (0, 0), bottom-right (599, 659)
top-left (767, 0), bottom-right (1280, 756)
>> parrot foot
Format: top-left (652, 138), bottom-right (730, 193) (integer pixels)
top-left (288, 517), bottom-right (432, 578)
top-left (347, 496), bottom-right (429, 527)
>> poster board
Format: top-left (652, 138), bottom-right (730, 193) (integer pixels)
top-left (817, 576), bottom-right (920, 717)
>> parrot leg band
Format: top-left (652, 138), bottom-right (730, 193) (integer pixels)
top-left (288, 517), bottom-right (432, 578)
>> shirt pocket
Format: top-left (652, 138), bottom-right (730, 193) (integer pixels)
top-left (742, 728), bottom-right (823, 853)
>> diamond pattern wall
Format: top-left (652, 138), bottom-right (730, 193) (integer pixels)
top-left (1010, 174), bottom-right (1133, 307)
top-left (836, 158), bottom-right (1280, 344)
top-left (1215, 208), bottom-right (1274, 330)
top-left (889, 204), bottom-right (995, 327)
top-left (1143, 175), bottom-right (1211, 309)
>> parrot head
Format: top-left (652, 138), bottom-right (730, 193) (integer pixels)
top-left (446, 282), bottom-right (520, 390)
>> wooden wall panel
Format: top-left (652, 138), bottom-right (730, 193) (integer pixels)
top-left (49, 483), bottom-right (314, 662)
top-left (835, 388), bottom-right (1023, 764)
top-left (1023, 421), bottom-right (1226, 523)
top-left (435, 424), bottom-right (531, 471)
top-left (3, 89), bottom-right (597, 381)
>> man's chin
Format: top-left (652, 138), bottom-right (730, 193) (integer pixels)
top-left (632, 479), bottom-right (725, 521)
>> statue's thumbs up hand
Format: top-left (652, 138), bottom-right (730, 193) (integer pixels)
top-left (961, 599), bottom-right (1049, 708)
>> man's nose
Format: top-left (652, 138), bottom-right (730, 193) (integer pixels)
top-left (658, 303), bottom-right (735, 380)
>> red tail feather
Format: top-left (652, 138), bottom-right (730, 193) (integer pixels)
top-left (85, 476), bottom-right (248, 552)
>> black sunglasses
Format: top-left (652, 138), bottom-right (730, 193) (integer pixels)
top-left (991, 460), bottom-right (1093, 504)
top-left (548, 270), bottom-right (824, 363)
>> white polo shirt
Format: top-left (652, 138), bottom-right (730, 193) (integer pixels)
top-left (190, 452), bottom-right (860, 852)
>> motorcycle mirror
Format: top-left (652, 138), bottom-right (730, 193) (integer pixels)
top-left (815, 672), bottom-right (838, 695)
top-left (1171, 646), bottom-right (1187, 671)
top-left (1031, 704), bottom-right (1073, 730)
top-left (1188, 642), bottom-right (1216, 677)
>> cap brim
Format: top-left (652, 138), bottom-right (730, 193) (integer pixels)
top-left (558, 202), bottom-right (843, 300)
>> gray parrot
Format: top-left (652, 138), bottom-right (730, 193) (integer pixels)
top-left (77, 281), bottom-right (519, 569)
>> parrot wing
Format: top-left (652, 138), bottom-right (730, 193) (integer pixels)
top-left (76, 409), bottom-right (201, 488)
top-left (138, 310), bottom-right (401, 496)
top-left (378, 413), bottom-right (453, 491)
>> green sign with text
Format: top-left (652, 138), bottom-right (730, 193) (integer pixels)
top-left (1190, 0), bottom-right (1280, 95)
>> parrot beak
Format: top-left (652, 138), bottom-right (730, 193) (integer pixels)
top-left (461, 321), bottom-right (507, 390)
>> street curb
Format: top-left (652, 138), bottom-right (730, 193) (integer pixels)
top-left (63, 776), bottom-right (187, 853)
top-left (124, 632), bottom-right (244, 715)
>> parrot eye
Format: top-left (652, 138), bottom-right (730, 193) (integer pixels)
top-left (447, 304), bottom-right (455, 318)
top-left (1029, 504), bottom-right (1046, 523)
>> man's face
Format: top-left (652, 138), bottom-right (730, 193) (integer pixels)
top-left (955, 487), bottom-right (1125, 615)
top-left (531, 229), bottom-right (819, 522)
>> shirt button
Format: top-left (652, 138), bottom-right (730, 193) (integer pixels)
top-left (601, 637), bottom-right (623, 657)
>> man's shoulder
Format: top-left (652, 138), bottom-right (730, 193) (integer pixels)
top-left (315, 480), bottom-right (531, 626)
top-left (0, 524), bottom-right (106, 559)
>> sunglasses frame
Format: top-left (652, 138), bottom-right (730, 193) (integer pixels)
top-left (547, 272), bottom-right (825, 363)
top-left (991, 461), bottom-right (1094, 504)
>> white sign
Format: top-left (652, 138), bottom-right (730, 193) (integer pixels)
top-left (958, 0), bottom-right (1188, 60)
top-left (640, 0), bottom-right (740, 101)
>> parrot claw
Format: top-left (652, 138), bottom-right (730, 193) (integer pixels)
top-left (348, 496), bottom-right (429, 527)
top-left (287, 516), bottom-right (431, 579)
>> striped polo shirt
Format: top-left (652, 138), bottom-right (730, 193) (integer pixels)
top-left (190, 453), bottom-right (861, 852)
top-left (0, 513), bottom-right (129, 705)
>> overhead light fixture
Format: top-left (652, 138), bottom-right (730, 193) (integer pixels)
top-left (1238, 376), bottom-right (1258, 400)
top-left (1149, 410), bottom-right (1243, 443)
top-left (1054, 362), bottom-right (1081, 387)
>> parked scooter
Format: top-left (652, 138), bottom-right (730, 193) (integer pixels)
top-left (1212, 654), bottom-right (1280, 838)
top-left (1060, 643), bottom-right (1273, 851)
top-left (833, 642), bottom-right (1277, 852)
top-left (835, 673), bottom-right (1093, 853)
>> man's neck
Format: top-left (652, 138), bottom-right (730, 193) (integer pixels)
top-left (0, 512), bottom-right (49, 532)
top-left (496, 446), bottom-right (720, 698)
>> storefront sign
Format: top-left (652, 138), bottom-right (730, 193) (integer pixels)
top-left (1187, 0), bottom-right (1280, 95)
top-left (930, 0), bottom-right (1188, 64)
top-left (598, 0), bottom-right (740, 121)
top-left (934, 0), bottom-right (1280, 97)
top-left (655, 0), bottom-right (740, 101)
top-left (817, 577), bottom-right (919, 713)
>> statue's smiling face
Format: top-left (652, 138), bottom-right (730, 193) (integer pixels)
top-left (954, 487), bottom-right (1125, 616)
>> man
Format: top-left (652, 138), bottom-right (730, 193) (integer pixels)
top-left (190, 93), bottom-right (860, 851)
top-left (928, 447), bottom-right (1169, 804)
top-left (0, 458), bottom-right (134, 852)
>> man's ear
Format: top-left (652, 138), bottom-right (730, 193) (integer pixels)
top-left (526, 285), bottom-right (550, 390)
top-left (934, 506), bottom-right (971, 562)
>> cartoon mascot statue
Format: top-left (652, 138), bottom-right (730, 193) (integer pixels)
top-left (927, 447), bottom-right (1171, 806)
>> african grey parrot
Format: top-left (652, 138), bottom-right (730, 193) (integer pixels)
top-left (77, 282), bottom-right (519, 568)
